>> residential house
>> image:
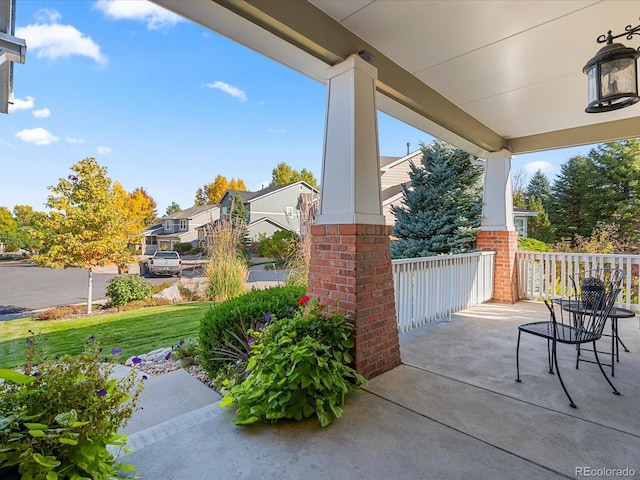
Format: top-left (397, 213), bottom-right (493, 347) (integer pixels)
top-left (142, 204), bottom-right (220, 254)
top-left (215, 181), bottom-right (319, 240)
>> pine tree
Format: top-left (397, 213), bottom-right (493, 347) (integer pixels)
top-left (391, 141), bottom-right (483, 258)
top-left (549, 155), bottom-right (597, 241)
top-left (525, 170), bottom-right (552, 211)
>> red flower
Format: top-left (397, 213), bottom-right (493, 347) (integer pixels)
top-left (298, 295), bottom-right (311, 306)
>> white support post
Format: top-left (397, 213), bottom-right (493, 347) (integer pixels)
top-left (481, 149), bottom-right (515, 231)
top-left (317, 53), bottom-right (385, 225)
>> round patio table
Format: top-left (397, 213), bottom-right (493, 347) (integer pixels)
top-left (554, 298), bottom-right (635, 377)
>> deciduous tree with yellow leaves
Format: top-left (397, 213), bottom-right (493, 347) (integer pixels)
top-left (36, 158), bottom-right (131, 314)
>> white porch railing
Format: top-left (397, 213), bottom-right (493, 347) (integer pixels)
top-left (392, 252), bottom-right (495, 333)
top-left (516, 251), bottom-right (640, 310)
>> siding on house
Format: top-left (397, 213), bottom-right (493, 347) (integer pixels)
top-left (218, 181), bottom-right (319, 240)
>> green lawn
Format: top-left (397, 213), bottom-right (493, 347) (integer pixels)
top-left (0, 302), bottom-right (213, 369)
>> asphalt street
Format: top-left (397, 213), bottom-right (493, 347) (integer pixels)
top-left (0, 261), bottom-right (176, 320)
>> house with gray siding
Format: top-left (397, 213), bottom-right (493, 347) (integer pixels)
top-left (142, 204), bottom-right (220, 254)
top-left (217, 181), bottom-right (319, 240)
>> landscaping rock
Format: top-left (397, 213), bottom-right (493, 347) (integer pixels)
top-left (152, 285), bottom-right (182, 303)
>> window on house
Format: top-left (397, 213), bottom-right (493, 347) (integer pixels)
top-left (221, 206), bottom-right (228, 215)
top-left (164, 220), bottom-right (172, 231)
top-left (286, 206), bottom-right (294, 218)
top-left (179, 219), bottom-right (188, 231)
top-left (514, 218), bottom-right (526, 237)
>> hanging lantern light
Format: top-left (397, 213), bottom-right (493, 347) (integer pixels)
top-left (584, 24), bottom-right (640, 113)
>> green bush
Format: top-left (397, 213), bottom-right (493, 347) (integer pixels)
top-left (174, 242), bottom-right (193, 254)
top-left (105, 274), bottom-right (152, 307)
top-left (0, 338), bottom-right (143, 479)
top-left (199, 285), bottom-right (305, 379)
top-left (220, 297), bottom-right (366, 427)
top-left (518, 236), bottom-right (552, 252)
top-left (257, 230), bottom-right (298, 262)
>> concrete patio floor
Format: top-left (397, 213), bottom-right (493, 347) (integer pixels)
top-left (123, 301), bottom-right (640, 479)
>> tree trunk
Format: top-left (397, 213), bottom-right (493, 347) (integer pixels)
top-left (87, 268), bottom-right (93, 315)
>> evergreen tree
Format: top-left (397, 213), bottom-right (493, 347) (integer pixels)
top-left (165, 202), bottom-right (181, 216)
top-left (525, 170), bottom-right (552, 211)
top-left (549, 155), bottom-right (597, 241)
top-left (391, 141), bottom-right (483, 258)
top-left (526, 195), bottom-right (553, 243)
top-left (588, 140), bottom-right (640, 246)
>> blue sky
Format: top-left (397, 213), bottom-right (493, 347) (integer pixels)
top-left (1, 0), bottom-right (598, 215)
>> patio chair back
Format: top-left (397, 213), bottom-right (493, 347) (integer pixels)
top-left (569, 268), bottom-right (625, 309)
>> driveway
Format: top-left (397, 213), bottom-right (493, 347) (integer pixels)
top-left (0, 260), bottom-right (177, 320)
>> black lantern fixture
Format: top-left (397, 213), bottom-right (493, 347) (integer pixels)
top-left (583, 20), bottom-right (640, 113)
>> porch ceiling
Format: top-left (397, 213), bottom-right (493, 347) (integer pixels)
top-left (152, 0), bottom-right (640, 157)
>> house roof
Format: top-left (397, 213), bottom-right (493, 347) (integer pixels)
top-left (153, 0), bottom-right (640, 157)
top-left (382, 183), bottom-right (408, 203)
top-left (513, 208), bottom-right (539, 217)
top-left (159, 204), bottom-right (218, 221)
top-left (224, 181), bottom-right (319, 204)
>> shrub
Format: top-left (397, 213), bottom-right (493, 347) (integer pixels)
top-left (105, 274), bottom-right (152, 307)
top-left (0, 338), bottom-right (143, 479)
top-left (257, 230), bottom-right (298, 262)
top-left (199, 285), bottom-right (305, 379)
top-left (174, 242), bottom-right (193, 254)
top-left (518, 236), bottom-right (552, 252)
top-left (220, 297), bottom-right (366, 427)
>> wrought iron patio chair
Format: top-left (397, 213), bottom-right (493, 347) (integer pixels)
top-left (569, 268), bottom-right (627, 374)
top-left (515, 287), bottom-right (621, 408)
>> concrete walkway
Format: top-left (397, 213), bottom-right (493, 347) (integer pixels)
top-left (120, 301), bottom-right (640, 479)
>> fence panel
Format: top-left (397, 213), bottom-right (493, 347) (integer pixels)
top-left (516, 251), bottom-right (640, 310)
top-left (392, 252), bottom-right (495, 333)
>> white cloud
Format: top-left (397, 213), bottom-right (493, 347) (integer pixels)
top-left (94, 0), bottom-right (183, 30)
top-left (267, 128), bottom-right (286, 134)
top-left (16, 18), bottom-right (107, 65)
top-left (33, 108), bottom-right (51, 118)
top-left (66, 136), bottom-right (85, 144)
top-left (97, 146), bottom-right (112, 154)
top-left (15, 128), bottom-right (60, 146)
top-left (8, 95), bottom-right (35, 112)
top-left (34, 8), bottom-right (62, 23)
top-left (206, 81), bottom-right (248, 102)
top-left (524, 160), bottom-right (553, 173)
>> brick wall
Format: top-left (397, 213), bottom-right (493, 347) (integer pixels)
top-left (476, 230), bottom-right (518, 303)
top-left (308, 223), bottom-right (401, 379)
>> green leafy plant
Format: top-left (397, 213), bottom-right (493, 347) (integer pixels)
top-left (0, 337), bottom-right (143, 479)
top-left (199, 285), bottom-right (305, 380)
top-left (105, 274), bottom-right (152, 307)
top-left (173, 242), bottom-right (192, 254)
top-left (170, 338), bottom-right (198, 360)
top-left (220, 297), bottom-right (367, 428)
top-left (257, 230), bottom-right (298, 263)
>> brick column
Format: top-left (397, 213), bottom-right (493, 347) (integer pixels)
top-left (308, 223), bottom-right (401, 379)
top-left (477, 230), bottom-right (518, 303)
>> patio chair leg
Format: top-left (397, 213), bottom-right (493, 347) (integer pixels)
top-left (547, 338), bottom-right (553, 374)
top-left (516, 330), bottom-right (522, 382)
top-left (552, 339), bottom-right (576, 408)
top-left (575, 344), bottom-right (581, 370)
top-left (592, 341), bottom-right (620, 396)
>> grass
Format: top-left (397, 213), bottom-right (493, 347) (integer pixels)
top-left (0, 302), bottom-right (213, 369)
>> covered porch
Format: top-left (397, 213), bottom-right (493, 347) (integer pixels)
top-left (125, 299), bottom-right (640, 478)
top-left (146, 0), bottom-right (640, 380)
